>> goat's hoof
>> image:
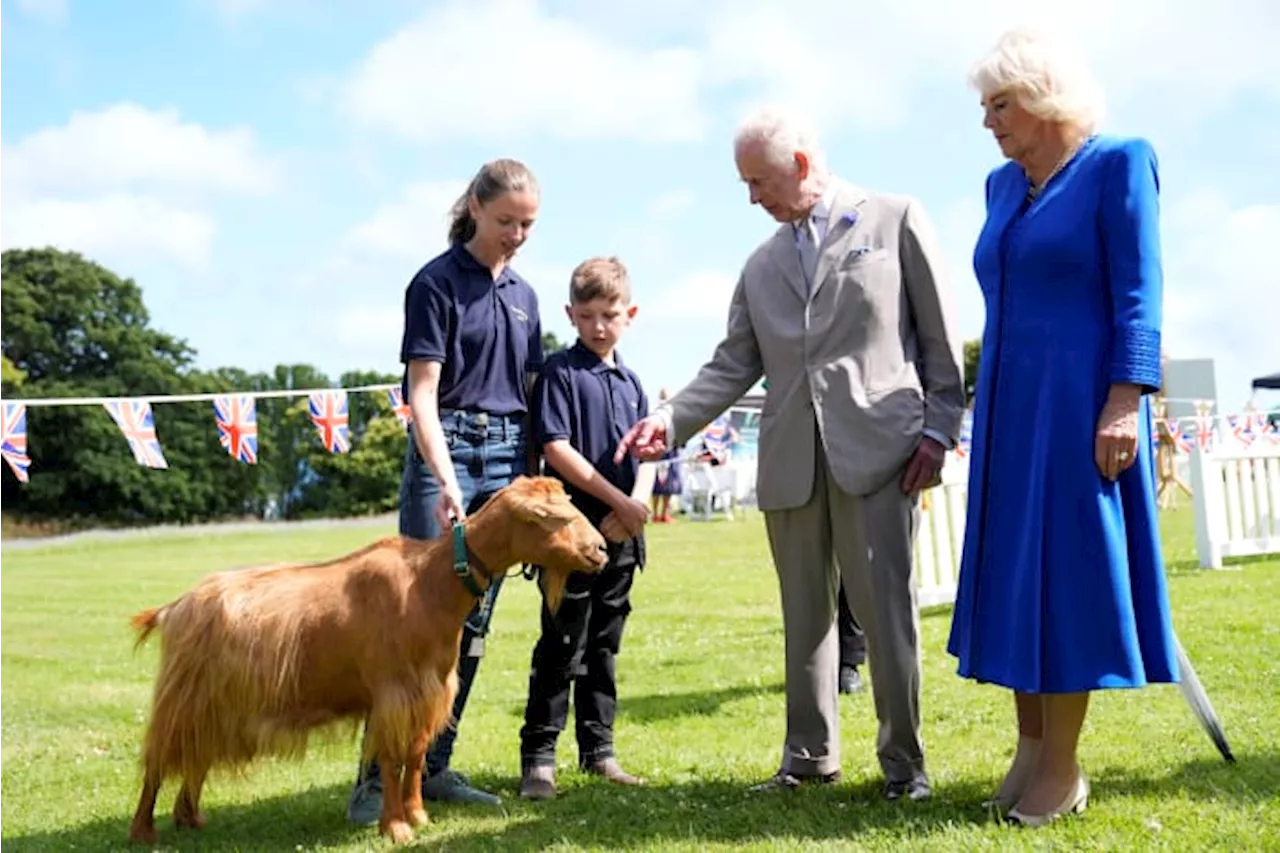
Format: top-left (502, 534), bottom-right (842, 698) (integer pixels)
top-left (408, 807), bottom-right (430, 827)
top-left (127, 824), bottom-right (157, 845)
top-left (379, 820), bottom-right (414, 844)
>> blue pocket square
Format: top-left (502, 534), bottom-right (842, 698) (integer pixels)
top-left (849, 246), bottom-right (875, 257)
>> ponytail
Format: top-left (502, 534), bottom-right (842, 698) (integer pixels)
top-left (446, 158), bottom-right (539, 245)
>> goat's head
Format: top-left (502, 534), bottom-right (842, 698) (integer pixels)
top-left (485, 476), bottom-right (608, 611)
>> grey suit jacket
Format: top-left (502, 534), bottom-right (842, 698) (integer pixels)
top-left (666, 180), bottom-right (965, 510)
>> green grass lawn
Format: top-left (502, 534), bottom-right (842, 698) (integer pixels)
top-left (2, 506), bottom-right (1277, 851)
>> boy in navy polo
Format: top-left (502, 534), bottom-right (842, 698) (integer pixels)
top-left (518, 257), bottom-right (651, 800)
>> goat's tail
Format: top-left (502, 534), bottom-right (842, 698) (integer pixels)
top-left (130, 607), bottom-right (164, 651)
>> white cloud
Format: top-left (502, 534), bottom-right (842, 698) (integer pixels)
top-left (13, 0), bottom-right (67, 24)
top-left (3, 103), bottom-right (276, 198)
top-left (647, 270), bottom-right (738, 321)
top-left (700, 0), bottom-right (1280, 134)
top-left (336, 0), bottom-right (706, 142)
top-left (647, 189), bottom-right (697, 220)
top-left (339, 181), bottom-right (467, 263)
top-left (0, 195), bottom-right (214, 271)
top-left (1, 104), bottom-right (277, 276)
top-left (1160, 193), bottom-right (1280, 406)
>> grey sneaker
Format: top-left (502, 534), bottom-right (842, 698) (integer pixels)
top-left (346, 771), bottom-right (383, 826)
top-left (421, 768), bottom-right (502, 805)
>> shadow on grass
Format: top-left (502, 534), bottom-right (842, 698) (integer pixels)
top-left (1089, 749), bottom-right (1280, 804)
top-left (0, 776), bottom-right (998, 853)
top-left (6, 753), bottom-right (1274, 852)
top-left (504, 682), bottom-right (788, 726)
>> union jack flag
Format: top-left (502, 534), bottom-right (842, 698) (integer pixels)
top-left (104, 400), bottom-right (168, 469)
top-left (309, 390), bottom-right (350, 454)
top-left (2, 402), bottom-right (31, 483)
top-left (213, 395), bottom-right (258, 464)
top-left (1193, 413), bottom-right (1215, 451)
top-left (1265, 421), bottom-right (1280, 445)
top-left (387, 388), bottom-right (412, 429)
top-left (699, 416), bottom-right (734, 465)
top-left (1228, 414), bottom-right (1257, 448)
top-left (1166, 419), bottom-right (1192, 454)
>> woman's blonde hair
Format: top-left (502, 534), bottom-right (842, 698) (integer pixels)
top-left (969, 29), bottom-right (1105, 134)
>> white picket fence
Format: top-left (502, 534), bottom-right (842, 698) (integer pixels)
top-left (914, 455), bottom-right (971, 607)
top-left (1188, 440), bottom-right (1280, 569)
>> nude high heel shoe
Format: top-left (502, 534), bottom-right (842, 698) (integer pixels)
top-left (1008, 771), bottom-right (1090, 827)
top-left (983, 736), bottom-right (1041, 810)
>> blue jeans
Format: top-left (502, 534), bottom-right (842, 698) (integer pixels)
top-left (363, 411), bottom-right (528, 780)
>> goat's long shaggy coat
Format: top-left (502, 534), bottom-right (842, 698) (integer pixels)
top-left (126, 476), bottom-right (607, 846)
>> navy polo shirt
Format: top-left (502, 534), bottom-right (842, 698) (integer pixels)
top-left (399, 243), bottom-right (544, 416)
top-left (535, 341), bottom-right (649, 525)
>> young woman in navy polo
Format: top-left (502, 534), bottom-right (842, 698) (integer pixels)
top-left (348, 158), bottom-right (544, 822)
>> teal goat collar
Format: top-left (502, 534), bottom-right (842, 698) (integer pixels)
top-left (451, 522), bottom-right (487, 598)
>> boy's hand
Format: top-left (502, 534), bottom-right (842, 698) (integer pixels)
top-left (600, 513), bottom-right (630, 543)
top-left (610, 496), bottom-right (650, 537)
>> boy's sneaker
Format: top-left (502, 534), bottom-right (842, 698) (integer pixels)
top-left (346, 767), bottom-right (383, 826)
top-left (420, 768), bottom-right (502, 805)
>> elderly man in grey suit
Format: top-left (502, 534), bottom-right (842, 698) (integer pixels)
top-left (616, 107), bottom-right (964, 801)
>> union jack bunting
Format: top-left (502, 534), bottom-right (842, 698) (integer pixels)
top-left (1227, 414), bottom-right (1257, 448)
top-left (1265, 421), bottom-right (1280, 445)
top-left (308, 390), bottom-right (350, 454)
top-left (2, 402), bottom-right (32, 483)
top-left (698, 416), bottom-right (734, 465)
top-left (387, 388), bottom-right (412, 429)
top-left (213, 395), bottom-right (258, 464)
top-left (1167, 419), bottom-right (1193, 454)
top-left (1193, 413), bottom-right (1215, 451)
top-left (104, 400), bottom-right (168, 469)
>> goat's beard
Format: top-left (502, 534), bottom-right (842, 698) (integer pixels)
top-left (537, 569), bottom-right (567, 615)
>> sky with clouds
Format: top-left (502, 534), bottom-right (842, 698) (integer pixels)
top-left (3, 0), bottom-right (1277, 408)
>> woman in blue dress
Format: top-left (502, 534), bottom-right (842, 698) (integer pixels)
top-left (947, 30), bottom-right (1179, 827)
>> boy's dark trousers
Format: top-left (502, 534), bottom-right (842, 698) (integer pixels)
top-left (520, 537), bottom-right (639, 769)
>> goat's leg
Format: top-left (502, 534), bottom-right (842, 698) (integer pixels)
top-left (377, 750), bottom-right (414, 844)
top-left (402, 730), bottom-right (432, 828)
top-left (173, 763), bottom-right (210, 830)
top-left (127, 762), bottom-right (163, 845)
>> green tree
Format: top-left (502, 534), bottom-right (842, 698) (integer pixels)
top-left (1, 248), bottom-right (261, 524)
top-left (1, 355), bottom-right (26, 390)
top-left (542, 331), bottom-right (567, 353)
top-left (963, 338), bottom-right (982, 404)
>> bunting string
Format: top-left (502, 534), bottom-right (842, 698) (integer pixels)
top-left (0, 386), bottom-right (1275, 484)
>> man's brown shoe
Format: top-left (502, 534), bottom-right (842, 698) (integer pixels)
top-left (519, 764), bottom-right (556, 800)
top-left (584, 757), bottom-right (644, 786)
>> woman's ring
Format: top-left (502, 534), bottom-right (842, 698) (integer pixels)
top-left (1118, 451), bottom-right (1131, 461)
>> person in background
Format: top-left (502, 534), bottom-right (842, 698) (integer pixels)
top-left (347, 158), bottom-right (544, 824)
top-left (519, 256), bottom-right (650, 800)
top-left (837, 581), bottom-right (866, 694)
top-left (947, 29), bottom-right (1180, 827)
top-left (650, 387), bottom-right (683, 522)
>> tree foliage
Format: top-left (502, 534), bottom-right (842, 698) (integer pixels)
top-left (1, 248), bottom-right (406, 527)
top-left (963, 338), bottom-right (982, 404)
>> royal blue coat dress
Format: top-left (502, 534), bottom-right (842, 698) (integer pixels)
top-left (946, 135), bottom-right (1181, 694)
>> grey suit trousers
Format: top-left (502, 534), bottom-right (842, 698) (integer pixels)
top-left (763, 431), bottom-right (924, 783)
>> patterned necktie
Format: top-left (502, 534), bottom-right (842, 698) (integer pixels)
top-left (795, 216), bottom-right (819, 294)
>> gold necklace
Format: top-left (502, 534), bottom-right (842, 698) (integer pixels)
top-left (1026, 136), bottom-right (1089, 200)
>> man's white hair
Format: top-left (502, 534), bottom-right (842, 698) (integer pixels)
top-left (969, 29), bottom-right (1105, 134)
top-left (733, 106), bottom-right (828, 176)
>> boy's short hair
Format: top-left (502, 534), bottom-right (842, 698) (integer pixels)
top-left (569, 256), bottom-right (631, 305)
